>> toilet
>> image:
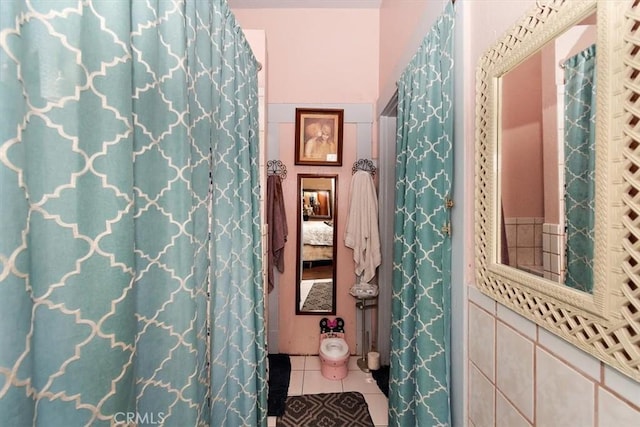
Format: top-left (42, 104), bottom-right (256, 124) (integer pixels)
top-left (318, 317), bottom-right (350, 380)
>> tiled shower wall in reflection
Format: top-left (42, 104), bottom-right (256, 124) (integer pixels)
top-left (504, 217), bottom-right (543, 272)
top-left (542, 223), bottom-right (564, 282)
top-left (504, 217), bottom-right (565, 280)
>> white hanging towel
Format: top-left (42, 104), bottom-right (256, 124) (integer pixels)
top-left (344, 170), bottom-right (381, 282)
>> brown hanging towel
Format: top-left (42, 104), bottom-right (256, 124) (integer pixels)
top-left (267, 174), bottom-right (288, 293)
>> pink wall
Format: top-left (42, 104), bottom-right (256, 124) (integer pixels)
top-left (274, 122), bottom-right (360, 354)
top-left (378, 0), bottom-right (430, 100)
top-left (233, 9), bottom-right (379, 103)
top-left (500, 52), bottom-right (544, 219)
top-left (377, 0), bottom-right (450, 113)
top-left (540, 42), bottom-right (561, 224)
top-left (232, 8), bottom-right (380, 355)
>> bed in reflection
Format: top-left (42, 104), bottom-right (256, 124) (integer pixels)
top-left (302, 220), bottom-right (334, 264)
top-left (300, 220), bottom-right (334, 311)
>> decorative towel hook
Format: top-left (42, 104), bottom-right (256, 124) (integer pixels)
top-left (267, 160), bottom-right (287, 180)
top-left (352, 159), bottom-right (377, 177)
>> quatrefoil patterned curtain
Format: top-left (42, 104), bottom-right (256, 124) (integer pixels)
top-left (564, 44), bottom-right (596, 293)
top-left (0, 1), bottom-right (266, 426)
top-left (389, 2), bottom-right (454, 426)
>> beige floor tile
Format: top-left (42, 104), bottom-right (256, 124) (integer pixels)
top-left (342, 369), bottom-right (382, 394)
top-left (288, 370), bottom-right (303, 396)
top-left (363, 392), bottom-right (389, 427)
top-left (302, 370), bottom-right (343, 394)
top-left (289, 355), bottom-right (305, 371)
top-left (304, 355), bottom-right (321, 370)
top-left (348, 355), bottom-right (364, 370)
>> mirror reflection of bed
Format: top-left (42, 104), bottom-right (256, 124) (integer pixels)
top-left (299, 220), bottom-right (334, 311)
top-left (302, 220), bottom-right (333, 272)
top-left (297, 175), bottom-right (337, 314)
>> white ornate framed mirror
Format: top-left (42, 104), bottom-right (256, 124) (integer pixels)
top-left (475, 0), bottom-right (640, 381)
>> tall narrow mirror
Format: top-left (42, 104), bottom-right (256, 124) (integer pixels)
top-left (296, 174), bottom-right (338, 315)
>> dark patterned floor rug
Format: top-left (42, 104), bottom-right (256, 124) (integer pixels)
top-left (301, 280), bottom-right (333, 311)
top-left (371, 364), bottom-right (389, 397)
top-left (276, 392), bottom-right (374, 427)
top-left (268, 354), bottom-right (291, 417)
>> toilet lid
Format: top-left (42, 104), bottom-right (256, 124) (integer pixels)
top-left (320, 338), bottom-right (349, 359)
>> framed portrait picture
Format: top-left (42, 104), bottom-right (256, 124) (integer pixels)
top-left (294, 108), bottom-right (344, 166)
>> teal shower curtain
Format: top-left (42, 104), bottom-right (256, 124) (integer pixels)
top-left (208, 3), bottom-right (267, 426)
top-left (564, 44), bottom-right (596, 293)
top-left (0, 1), bottom-right (265, 426)
top-left (389, 3), bottom-right (455, 426)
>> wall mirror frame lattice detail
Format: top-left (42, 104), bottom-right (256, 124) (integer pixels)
top-left (475, 0), bottom-right (640, 381)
